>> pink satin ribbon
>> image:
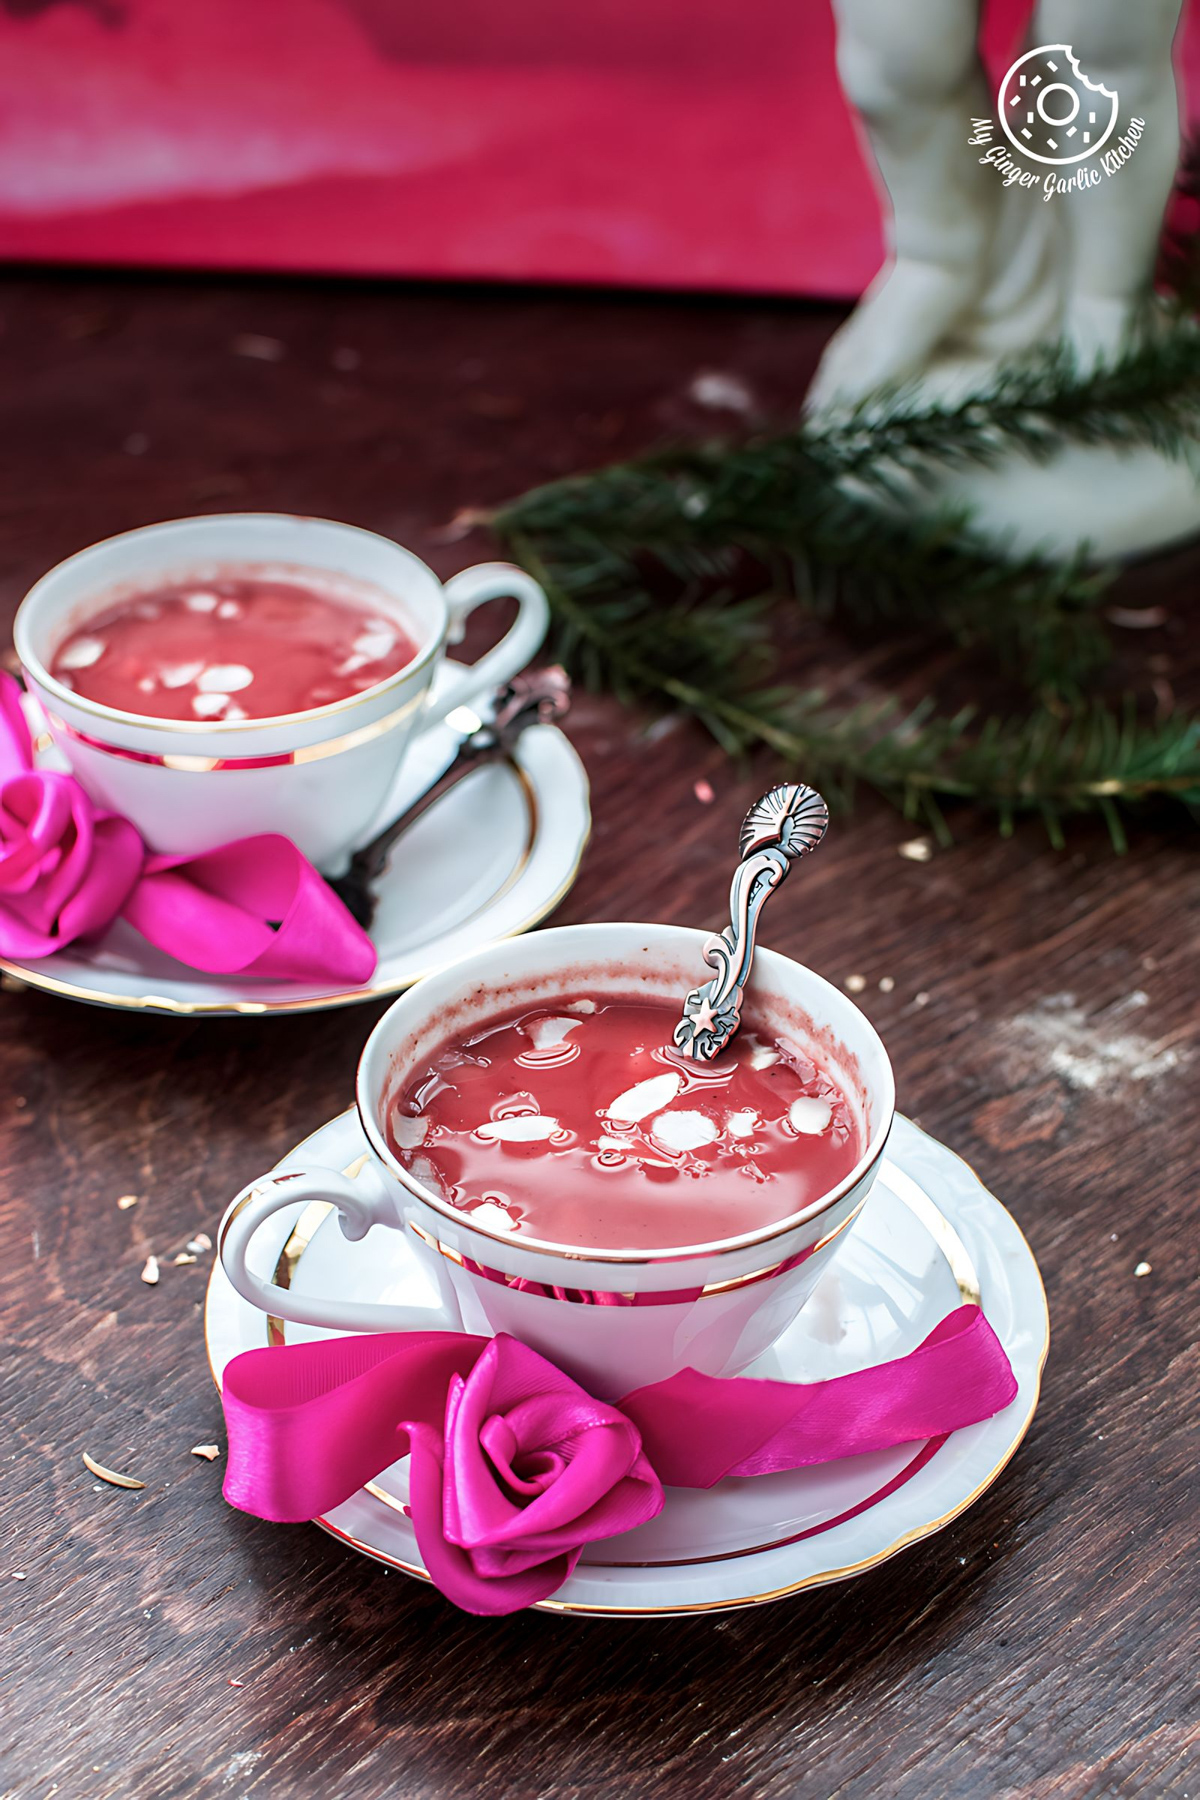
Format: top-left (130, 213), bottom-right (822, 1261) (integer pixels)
top-left (0, 674), bottom-right (376, 982)
top-left (221, 1308), bottom-right (1018, 1615)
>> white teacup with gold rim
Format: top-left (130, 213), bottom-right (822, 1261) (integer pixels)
top-left (218, 922), bottom-right (895, 1399)
top-left (14, 513), bottom-right (548, 874)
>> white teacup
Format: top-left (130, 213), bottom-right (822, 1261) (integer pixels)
top-left (14, 513), bottom-right (548, 873)
top-left (218, 923), bottom-right (895, 1398)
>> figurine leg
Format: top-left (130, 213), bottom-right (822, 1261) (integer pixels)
top-left (1035, 0), bottom-right (1185, 364)
top-left (809, 0), bottom-right (995, 407)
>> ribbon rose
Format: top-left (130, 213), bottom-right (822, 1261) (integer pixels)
top-left (417, 1337), bottom-right (664, 1613)
top-left (223, 1331), bottom-right (665, 1615)
top-left (0, 673), bottom-right (376, 983)
top-left (0, 675), bottom-right (144, 958)
top-left (221, 1309), bottom-right (1019, 1615)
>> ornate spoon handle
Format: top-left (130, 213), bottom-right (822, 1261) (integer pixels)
top-left (672, 783), bottom-right (829, 1062)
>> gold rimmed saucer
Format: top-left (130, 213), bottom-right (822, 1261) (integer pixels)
top-left (1, 709), bottom-right (590, 1017)
top-left (204, 1111), bottom-right (1048, 1618)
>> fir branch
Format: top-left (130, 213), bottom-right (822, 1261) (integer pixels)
top-left (497, 433), bottom-right (1114, 694)
top-left (513, 539), bottom-right (1200, 848)
top-left (496, 318), bottom-right (1200, 698)
top-left (491, 314), bottom-right (1200, 848)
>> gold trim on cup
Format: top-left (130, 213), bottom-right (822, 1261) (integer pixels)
top-left (43, 693), bottom-right (424, 771)
top-left (403, 1200), bottom-right (865, 1303)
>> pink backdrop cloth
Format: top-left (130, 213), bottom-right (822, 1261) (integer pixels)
top-left (221, 1308), bottom-right (1018, 1614)
top-left (2, 1), bottom-right (1197, 296)
top-left (0, 674), bottom-right (376, 982)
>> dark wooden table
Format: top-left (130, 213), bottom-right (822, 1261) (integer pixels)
top-left (1, 272), bottom-right (1197, 1800)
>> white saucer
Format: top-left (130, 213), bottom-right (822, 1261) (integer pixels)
top-left (0, 662), bottom-right (591, 1016)
top-left (205, 1111), bottom-right (1048, 1618)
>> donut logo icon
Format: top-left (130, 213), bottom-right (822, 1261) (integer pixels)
top-left (998, 44), bottom-right (1120, 166)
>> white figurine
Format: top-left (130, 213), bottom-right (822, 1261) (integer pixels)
top-left (809, 0), bottom-right (1197, 556)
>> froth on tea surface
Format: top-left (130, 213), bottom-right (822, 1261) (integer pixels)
top-left (50, 572), bottom-right (419, 722)
top-left (388, 996), bottom-right (862, 1252)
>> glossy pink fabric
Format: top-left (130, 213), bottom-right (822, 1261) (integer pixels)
top-left (0, 674), bottom-right (376, 982)
top-left (221, 1308), bottom-right (1017, 1615)
top-left (11, 0), bottom-right (1200, 302)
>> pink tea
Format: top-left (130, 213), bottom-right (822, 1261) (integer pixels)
top-left (50, 573), bottom-right (419, 722)
top-left (387, 995), bottom-right (862, 1252)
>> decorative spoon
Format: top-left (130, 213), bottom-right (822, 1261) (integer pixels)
top-left (326, 666), bottom-right (571, 928)
top-left (672, 782), bottom-right (829, 1062)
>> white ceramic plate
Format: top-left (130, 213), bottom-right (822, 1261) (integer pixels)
top-left (205, 1112), bottom-right (1048, 1617)
top-left (0, 663), bottom-right (591, 1016)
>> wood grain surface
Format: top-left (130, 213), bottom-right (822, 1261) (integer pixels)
top-left (0, 273), bottom-right (1197, 1800)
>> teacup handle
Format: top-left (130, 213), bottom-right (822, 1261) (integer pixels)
top-left (218, 1162), bottom-right (462, 1335)
top-left (422, 563), bottom-right (550, 729)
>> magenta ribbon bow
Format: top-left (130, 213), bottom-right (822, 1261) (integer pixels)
top-left (0, 674), bottom-right (375, 982)
top-left (221, 1307), bottom-right (1018, 1615)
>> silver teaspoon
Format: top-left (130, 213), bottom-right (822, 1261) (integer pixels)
top-left (326, 666), bottom-right (571, 929)
top-left (672, 782), bottom-right (829, 1062)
